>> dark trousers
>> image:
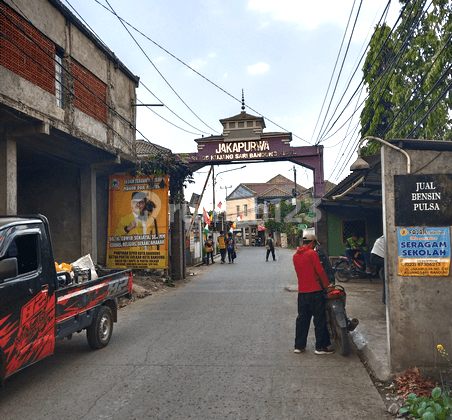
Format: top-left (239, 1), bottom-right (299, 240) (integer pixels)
top-left (370, 253), bottom-right (385, 304)
top-left (295, 291), bottom-right (331, 350)
top-left (227, 248), bottom-right (234, 262)
top-left (206, 251), bottom-right (214, 264)
top-left (220, 249), bottom-right (226, 262)
top-left (266, 247), bottom-right (275, 260)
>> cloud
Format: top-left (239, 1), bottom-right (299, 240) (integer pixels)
top-left (247, 62), bottom-right (270, 74)
top-left (248, 0), bottom-right (400, 34)
top-left (189, 58), bottom-right (208, 70)
top-left (154, 56), bottom-right (165, 63)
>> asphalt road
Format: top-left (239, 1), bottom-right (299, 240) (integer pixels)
top-left (0, 246), bottom-right (390, 419)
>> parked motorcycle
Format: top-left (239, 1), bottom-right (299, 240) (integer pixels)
top-left (333, 254), bottom-right (383, 283)
top-left (252, 237), bottom-right (263, 246)
top-left (323, 285), bottom-right (359, 356)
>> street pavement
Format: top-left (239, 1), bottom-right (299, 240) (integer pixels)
top-left (0, 246), bottom-right (391, 419)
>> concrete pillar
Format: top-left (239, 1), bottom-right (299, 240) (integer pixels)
top-left (170, 205), bottom-right (186, 280)
top-left (0, 136), bottom-right (17, 215)
top-left (80, 166), bottom-right (97, 262)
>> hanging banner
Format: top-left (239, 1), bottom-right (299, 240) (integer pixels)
top-left (107, 174), bottom-right (169, 269)
top-left (397, 227), bottom-right (451, 276)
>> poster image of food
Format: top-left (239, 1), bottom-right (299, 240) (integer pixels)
top-left (398, 227), bottom-right (450, 276)
top-left (107, 174), bottom-right (169, 269)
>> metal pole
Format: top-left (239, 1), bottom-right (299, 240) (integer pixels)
top-left (212, 166), bottom-right (215, 229)
top-left (185, 166), bottom-right (213, 241)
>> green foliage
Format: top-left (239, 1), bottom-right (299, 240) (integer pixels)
top-left (132, 153), bottom-right (194, 203)
top-left (360, 1), bottom-right (452, 152)
top-left (265, 199), bottom-right (312, 237)
top-left (166, 278), bottom-right (175, 287)
top-left (399, 387), bottom-right (452, 419)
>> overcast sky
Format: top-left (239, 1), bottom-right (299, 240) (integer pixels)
top-left (65, 0), bottom-right (401, 211)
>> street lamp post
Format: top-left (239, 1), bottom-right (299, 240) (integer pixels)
top-left (211, 165), bottom-right (246, 230)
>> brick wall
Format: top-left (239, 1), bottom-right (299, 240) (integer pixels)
top-left (0, 2), bottom-right (107, 125)
top-left (0, 2), bottom-right (55, 94)
top-left (71, 59), bottom-right (107, 124)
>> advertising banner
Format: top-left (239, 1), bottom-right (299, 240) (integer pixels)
top-left (107, 174), bottom-right (169, 269)
top-left (397, 227), bottom-right (450, 276)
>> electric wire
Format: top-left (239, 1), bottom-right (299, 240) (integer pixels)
top-left (310, 0), bottom-right (358, 143)
top-left (62, 0), bottom-right (212, 137)
top-left (323, 0), bottom-right (431, 177)
top-left (0, 5), bottom-right (150, 154)
top-left (315, 0), bottom-right (363, 144)
top-left (103, 0), bottom-right (218, 136)
top-left (89, 0), bottom-right (311, 144)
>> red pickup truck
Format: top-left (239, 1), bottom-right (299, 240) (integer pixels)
top-left (0, 215), bottom-right (132, 385)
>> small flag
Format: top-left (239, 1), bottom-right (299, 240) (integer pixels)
top-left (203, 208), bottom-right (210, 226)
top-left (217, 201), bottom-right (222, 209)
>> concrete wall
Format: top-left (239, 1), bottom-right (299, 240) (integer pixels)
top-left (17, 149), bottom-right (81, 263)
top-left (1, 0), bottom-right (138, 266)
top-left (382, 146), bottom-right (452, 375)
top-left (226, 197), bottom-right (256, 222)
top-left (3, 0), bottom-right (138, 157)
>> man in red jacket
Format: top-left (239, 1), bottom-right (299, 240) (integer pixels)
top-left (293, 233), bottom-right (334, 355)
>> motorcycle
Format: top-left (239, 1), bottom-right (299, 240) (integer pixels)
top-left (323, 284), bottom-right (359, 357)
top-left (333, 254), bottom-right (384, 283)
top-left (252, 236), bottom-right (263, 246)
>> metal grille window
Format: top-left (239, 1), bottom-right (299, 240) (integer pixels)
top-left (55, 51), bottom-right (64, 108)
top-left (341, 220), bottom-right (367, 245)
top-left (244, 204), bottom-right (247, 216)
top-left (236, 205), bottom-right (240, 216)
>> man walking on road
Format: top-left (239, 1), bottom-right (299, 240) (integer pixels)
top-left (265, 233), bottom-right (276, 261)
top-left (218, 230), bottom-right (226, 264)
top-left (293, 233), bottom-right (334, 355)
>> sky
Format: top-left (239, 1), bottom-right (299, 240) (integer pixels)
top-left (64, 0), bottom-right (402, 212)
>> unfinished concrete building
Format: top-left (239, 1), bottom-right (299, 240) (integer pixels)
top-left (0, 0), bottom-right (139, 264)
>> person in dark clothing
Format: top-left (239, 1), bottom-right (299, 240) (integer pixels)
top-left (345, 232), bottom-right (370, 273)
top-left (205, 235), bottom-right (214, 265)
top-left (317, 248), bottom-right (335, 284)
top-left (293, 233), bottom-right (334, 355)
top-left (218, 231), bottom-right (226, 264)
top-left (226, 232), bottom-right (235, 263)
top-left (265, 233), bottom-right (276, 261)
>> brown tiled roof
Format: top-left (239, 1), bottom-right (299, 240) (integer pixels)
top-left (136, 139), bottom-right (171, 156)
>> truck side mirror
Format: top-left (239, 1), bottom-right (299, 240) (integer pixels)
top-left (0, 257), bottom-right (19, 283)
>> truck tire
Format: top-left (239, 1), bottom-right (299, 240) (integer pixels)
top-left (87, 306), bottom-right (113, 349)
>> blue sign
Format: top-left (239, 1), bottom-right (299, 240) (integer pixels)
top-left (397, 227), bottom-right (450, 276)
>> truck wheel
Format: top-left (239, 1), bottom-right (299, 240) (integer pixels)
top-left (87, 306), bottom-right (113, 349)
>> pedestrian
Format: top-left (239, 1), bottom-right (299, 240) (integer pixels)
top-left (345, 232), bottom-right (371, 273)
top-left (265, 233), bottom-right (276, 261)
top-left (205, 235), bottom-right (214, 265)
top-left (293, 233), bottom-right (334, 355)
top-left (370, 235), bottom-right (385, 304)
top-left (226, 232), bottom-right (235, 263)
top-left (218, 230), bottom-right (226, 264)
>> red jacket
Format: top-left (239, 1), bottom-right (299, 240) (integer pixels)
top-left (293, 245), bottom-right (329, 293)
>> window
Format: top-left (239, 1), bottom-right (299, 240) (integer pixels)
top-left (229, 122), bottom-right (236, 129)
top-left (55, 49), bottom-right (64, 108)
top-left (236, 205), bottom-right (240, 216)
top-left (238, 122), bottom-right (244, 128)
top-left (341, 220), bottom-right (367, 245)
top-left (0, 233), bottom-right (40, 281)
top-left (244, 204), bottom-right (248, 216)
top-left (247, 121), bottom-right (253, 127)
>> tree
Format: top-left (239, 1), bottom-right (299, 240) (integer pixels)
top-left (360, 23), bottom-right (395, 154)
top-left (132, 153), bottom-right (194, 203)
top-left (265, 199), bottom-right (312, 247)
top-left (360, 0), bottom-right (452, 154)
